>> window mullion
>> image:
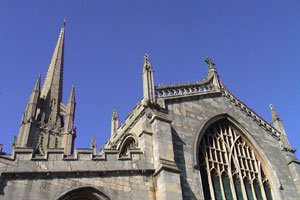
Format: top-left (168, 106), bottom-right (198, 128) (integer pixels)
top-left (250, 179), bottom-right (258, 200)
top-left (220, 124), bottom-right (238, 200)
top-left (256, 161), bottom-right (268, 200)
top-left (229, 127), bottom-right (249, 200)
top-left (204, 141), bottom-right (216, 200)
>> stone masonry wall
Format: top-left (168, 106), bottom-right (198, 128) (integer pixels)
top-left (1, 174), bottom-right (154, 200)
top-left (164, 93), bottom-right (300, 200)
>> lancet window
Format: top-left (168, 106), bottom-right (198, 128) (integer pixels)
top-left (199, 119), bottom-right (273, 200)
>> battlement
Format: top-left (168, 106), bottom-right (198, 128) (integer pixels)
top-left (0, 146), bottom-right (144, 162)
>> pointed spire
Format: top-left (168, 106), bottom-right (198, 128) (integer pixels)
top-left (40, 20), bottom-right (65, 116)
top-left (110, 107), bottom-right (119, 139)
top-left (142, 54), bottom-right (155, 105)
top-left (17, 75), bottom-right (41, 147)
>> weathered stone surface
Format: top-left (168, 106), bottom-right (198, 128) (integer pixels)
top-left (1, 23), bottom-right (299, 200)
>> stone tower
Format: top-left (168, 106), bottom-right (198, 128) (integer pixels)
top-left (16, 21), bottom-right (76, 155)
top-left (0, 22), bottom-right (300, 200)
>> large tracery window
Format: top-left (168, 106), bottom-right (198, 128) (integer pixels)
top-left (199, 119), bottom-right (273, 200)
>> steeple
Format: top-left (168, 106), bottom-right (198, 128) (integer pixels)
top-left (15, 21), bottom-right (75, 155)
top-left (62, 85), bottom-right (76, 155)
top-left (17, 75), bottom-right (41, 147)
top-left (40, 20), bottom-right (65, 125)
top-left (269, 104), bottom-right (293, 151)
top-left (142, 54), bottom-right (155, 105)
top-left (110, 107), bottom-right (119, 139)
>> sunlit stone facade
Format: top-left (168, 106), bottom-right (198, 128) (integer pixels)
top-left (1, 23), bottom-right (300, 200)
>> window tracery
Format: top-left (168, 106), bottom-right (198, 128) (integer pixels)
top-left (199, 119), bottom-right (273, 200)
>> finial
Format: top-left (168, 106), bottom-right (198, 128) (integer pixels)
top-left (11, 135), bottom-right (17, 147)
top-left (269, 104), bottom-right (280, 122)
top-left (144, 53), bottom-right (149, 63)
top-left (204, 56), bottom-right (215, 69)
top-left (112, 107), bottom-right (118, 120)
top-left (90, 134), bottom-right (97, 150)
top-left (143, 53), bottom-right (152, 70)
top-left (63, 18), bottom-right (66, 27)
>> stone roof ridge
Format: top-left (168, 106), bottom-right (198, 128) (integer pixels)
top-left (220, 82), bottom-right (281, 139)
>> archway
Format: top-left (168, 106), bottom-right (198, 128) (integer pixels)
top-left (56, 186), bottom-right (110, 200)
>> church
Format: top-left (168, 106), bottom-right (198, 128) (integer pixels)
top-left (0, 22), bottom-right (300, 200)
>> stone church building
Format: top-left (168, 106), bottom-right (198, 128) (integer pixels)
top-left (0, 22), bottom-right (300, 200)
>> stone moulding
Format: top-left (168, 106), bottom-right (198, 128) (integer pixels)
top-left (0, 168), bottom-right (155, 179)
top-left (220, 84), bottom-right (281, 140)
top-left (153, 158), bottom-right (181, 177)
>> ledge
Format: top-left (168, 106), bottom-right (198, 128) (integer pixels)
top-left (153, 158), bottom-right (181, 176)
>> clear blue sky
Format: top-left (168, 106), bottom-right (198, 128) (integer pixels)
top-left (0, 1), bottom-right (299, 159)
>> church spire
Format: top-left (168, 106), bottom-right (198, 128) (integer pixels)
top-left (17, 74), bottom-right (41, 147)
top-left (40, 20), bottom-right (65, 125)
top-left (110, 107), bottom-right (119, 139)
top-left (142, 54), bottom-right (155, 105)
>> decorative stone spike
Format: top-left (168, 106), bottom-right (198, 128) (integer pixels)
top-left (110, 107), bottom-right (119, 139)
top-left (142, 54), bottom-right (155, 105)
top-left (90, 134), bottom-right (97, 154)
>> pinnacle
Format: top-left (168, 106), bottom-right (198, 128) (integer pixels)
top-left (143, 53), bottom-right (152, 71)
top-left (33, 74), bottom-right (41, 91)
top-left (90, 134), bottom-right (96, 149)
top-left (67, 85), bottom-right (75, 103)
top-left (63, 18), bottom-right (66, 27)
top-left (269, 104), bottom-right (280, 122)
top-left (112, 107), bottom-right (118, 120)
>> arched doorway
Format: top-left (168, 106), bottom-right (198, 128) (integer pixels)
top-left (56, 186), bottom-right (110, 200)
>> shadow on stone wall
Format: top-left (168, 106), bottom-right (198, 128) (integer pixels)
top-left (0, 177), bottom-right (6, 195)
top-left (171, 127), bottom-right (197, 200)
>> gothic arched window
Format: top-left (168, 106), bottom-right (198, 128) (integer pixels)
top-left (120, 136), bottom-right (136, 156)
top-left (199, 119), bottom-right (273, 200)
